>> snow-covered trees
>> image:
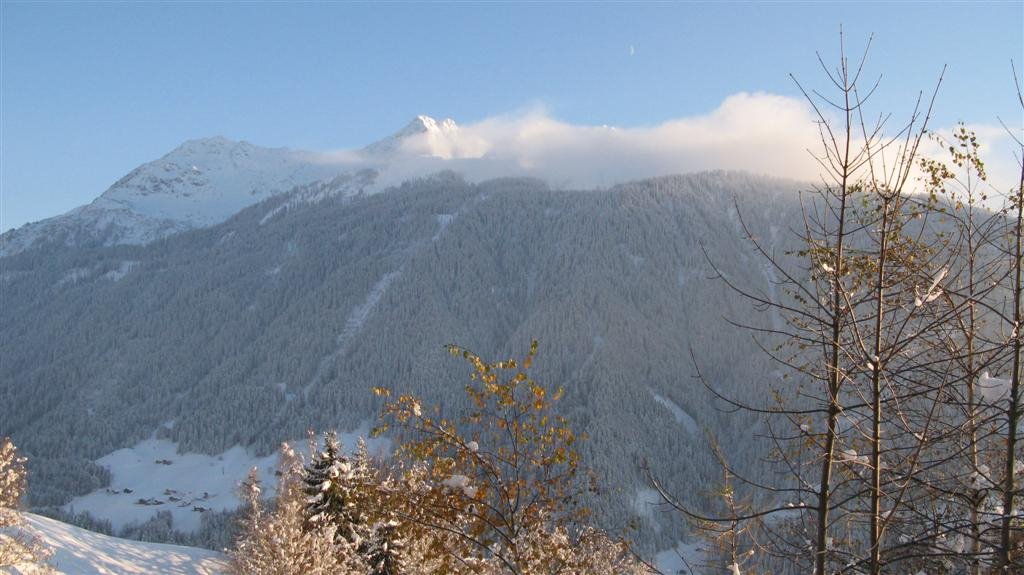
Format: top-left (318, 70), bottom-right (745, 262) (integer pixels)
top-left (228, 444), bottom-right (363, 575)
top-left (0, 437), bottom-right (51, 571)
top-left (229, 343), bottom-right (651, 575)
top-left (302, 431), bottom-right (366, 543)
top-left (362, 520), bottom-right (405, 575)
top-left (2, 168), bottom-right (795, 551)
top-left (0, 438), bottom-right (26, 513)
top-left (301, 432), bottom-right (412, 573)
top-left (372, 340), bottom-right (593, 574)
top-left (370, 340), bottom-right (651, 574)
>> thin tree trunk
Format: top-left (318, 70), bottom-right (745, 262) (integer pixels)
top-left (966, 207), bottom-right (982, 575)
top-left (968, 275), bottom-right (983, 575)
top-left (868, 200), bottom-right (893, 575)
top-left (815, 158), bottom-right (851, 575)
top-left (816, 401), bottom-right (840, 575)
top-left (966, 210), bottom-right (983, 572)
top-left (997, 159), bottom-right (1024, 571)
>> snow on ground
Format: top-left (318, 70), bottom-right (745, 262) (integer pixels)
top-left (258, 170), bottom-right (378, 226)
top-left (978, 371), bottom-right (1012, 402)
top-left (55, 269), bottom-right (90, 288)
top-left (651, 391), bottom-right (698, 434)
top-left (631, 488), bottom-right (664, 532)
top-left (64, 424), bottom-right (388, 534)
top-left (64, 440), bottom-right (277, 534)
top-left (102, 261), bottom-right (138, 282)
top-left (433, 213), bottom-right (455, 241)
top-left (11, 513), bottom-right (226, 574)
top-left (339, 271), bottom-right (401, 345)
top-left (302, 271), bottom-right (402, 398)
top-left (655, 540), bottom-right (705, 575)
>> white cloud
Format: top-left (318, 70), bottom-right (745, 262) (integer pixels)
top-left (323, 92), bottom-right (1021, 196)
top-left (369, 93), bottom-right (825, 189)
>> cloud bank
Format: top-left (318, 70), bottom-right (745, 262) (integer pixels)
top-left (323, 92), bottom-right (1021, 197)
top-left (373, 93), bottom-right (826, 189)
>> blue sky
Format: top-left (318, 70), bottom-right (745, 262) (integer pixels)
top-left (2, 2), bottom-right (1022, 232)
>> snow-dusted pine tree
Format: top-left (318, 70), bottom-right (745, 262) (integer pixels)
top-left (363, 520), bottom-right (405, 575)
top-left (228, 443), bottom-right (363, 575)
top-left (302, 430), bottom-right (382, 556)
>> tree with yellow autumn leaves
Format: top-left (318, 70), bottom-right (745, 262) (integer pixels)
top-left (229, 342), bottom-right (650, 575)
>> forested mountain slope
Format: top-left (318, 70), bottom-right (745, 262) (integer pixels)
top-left (0, 171), bottom-right (802, 549)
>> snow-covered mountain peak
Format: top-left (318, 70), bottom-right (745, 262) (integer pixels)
top-left (407, 115), bottom-right (459, 135)
top-left (170, 135), bottom-right (245, 156)
top-left (363, 115), bottom-right (460, 156)
top-left (176, 134), bottom-right (235, 148)
top-left (162, 136), bottom-right (289, 168)
top-left (1, 118), bottom-right (466, 257)
top-left (89, 138), bottom-right (342, 226)
top-left (0, 137), bottom-right (355, 256)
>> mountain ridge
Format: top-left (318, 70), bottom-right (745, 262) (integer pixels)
top-left (0, 116), bottom-right (462, 257)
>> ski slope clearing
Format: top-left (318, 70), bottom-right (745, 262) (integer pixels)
top-left (9, 513), bottom-right (225, 574)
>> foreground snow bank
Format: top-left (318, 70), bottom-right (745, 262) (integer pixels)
top-left (10, 513), bottom-right (225, 574)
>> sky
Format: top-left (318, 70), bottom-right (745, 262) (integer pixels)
top-left (2, 2), bottom-right (1022, 232)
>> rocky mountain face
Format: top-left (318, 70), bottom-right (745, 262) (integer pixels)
top-left (1, 169), bottom-right (801, 550)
